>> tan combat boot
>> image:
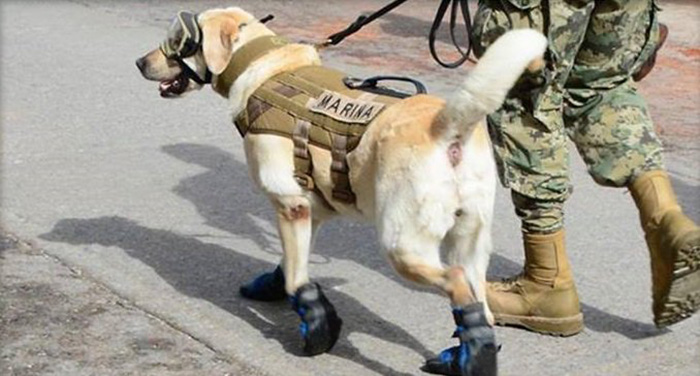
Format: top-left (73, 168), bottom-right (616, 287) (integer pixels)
top-left (629, 170), bottom-right (700, 327)
top-left (487, 229), bottom-right (584, 336)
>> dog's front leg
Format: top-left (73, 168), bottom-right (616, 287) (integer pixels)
top-left (276, 195), bottom-right (342, 356)
top-left (275, 195), bottom-right (313, 294)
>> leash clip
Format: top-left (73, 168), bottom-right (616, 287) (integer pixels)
top-left (314, 39), bottom-right (333, 50)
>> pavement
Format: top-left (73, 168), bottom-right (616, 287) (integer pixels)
top-left (1, 1), bottom-right (699, 375)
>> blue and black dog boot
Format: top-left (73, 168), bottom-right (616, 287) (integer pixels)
top-left (239, 265), bottom-right (287, 301)
top-left (422, 302), bottom-right (498, 376)
top-left (290, 282), bottom-right (343, 356)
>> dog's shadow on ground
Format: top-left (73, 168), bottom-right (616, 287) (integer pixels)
top-left (40, 215), bottom-right (424, 376)
top-left (39, 142), bottom-right (436, 376)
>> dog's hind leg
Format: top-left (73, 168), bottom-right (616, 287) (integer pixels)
top-left (444, 212), bottom-right (494, 324)
top-left (385, 245), bottom-right (497, 376)
top-left (380, 220), bottom-right (497, 376)
top-left (387, 251), bottom-right (475, 307)
top-left (275, 195), bottom-right (342, 356)
top-left (421, 217), bottom-right (497, 376)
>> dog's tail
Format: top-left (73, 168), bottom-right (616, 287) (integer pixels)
top-left (436, 29), bottom-right (548, 140)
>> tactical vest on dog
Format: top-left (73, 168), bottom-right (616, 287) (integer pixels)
top-left (215, 36), bottom-right (404, 204)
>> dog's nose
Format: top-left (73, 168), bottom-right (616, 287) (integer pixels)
top-left (135, 57), bottom-right (146, 72)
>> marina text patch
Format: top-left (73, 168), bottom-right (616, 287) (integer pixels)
top-left (307, 90), bottom-right (385, 124)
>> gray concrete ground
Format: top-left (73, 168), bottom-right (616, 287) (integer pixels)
top-left (1, 1), bottom-right (699, 375)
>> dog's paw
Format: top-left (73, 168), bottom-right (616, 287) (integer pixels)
top-left (239, 266), bottom-right (287, 301)
top-left (422, 303), bottom-right (498, 376)
top-left (290, 283), bottom-right (343, 356)
top-left (422, 344), bottom-right (469, 376)
top-left (422, 342), bottom-right (497, 376)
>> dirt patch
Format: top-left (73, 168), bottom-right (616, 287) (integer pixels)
top-left (0, 232), bottom-right (252, 376)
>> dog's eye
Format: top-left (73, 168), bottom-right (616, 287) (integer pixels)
top-left (166, 29), bottom-right (182, 45)
top-left (163, 32), bottom-right (183, 56)
top-left (170, 36), bottom-right (182, 48)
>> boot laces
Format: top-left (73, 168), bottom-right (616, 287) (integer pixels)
top-left (492, 271), bottom-right (525, 291)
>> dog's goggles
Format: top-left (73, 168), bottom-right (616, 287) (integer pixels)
top-left (159, 11), bottom-right (211, 85)
top-left (160, 11), bottom-right (201, 59)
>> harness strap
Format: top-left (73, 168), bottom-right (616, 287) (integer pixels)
top-left (233, 66), bottom-right (403, 206)
top-left (247, 97), bottom-right (273, 125)
top-left (330, 134), bottom-right (356, 203)
top-left (293, 119), bottom-right (314, 190)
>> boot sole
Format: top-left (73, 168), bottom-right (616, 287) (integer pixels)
top-left (493, 312), bottom-right (584, 337)
top-left (655, 238), bottom-right (700, 328)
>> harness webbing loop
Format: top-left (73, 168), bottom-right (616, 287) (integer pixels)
top-left (293, 119), bottom-right (314, 190)
top-left (330, 134), bottom-right (355, 203)
top-left (428, 0), bottom-right (475, 68)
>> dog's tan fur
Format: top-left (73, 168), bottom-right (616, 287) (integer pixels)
top-left (137, 7), bottom-right (547, 319)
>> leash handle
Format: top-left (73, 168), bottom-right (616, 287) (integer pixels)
top-left (321, 0), bottom-right (474, 68)
top-left (428, 0), bottom-right (475, 68)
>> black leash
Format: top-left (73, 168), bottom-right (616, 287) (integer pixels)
top-left (428, 0), bottom-right (475, 68)
top-left (323, 0), bottom-right (409, 47)
top-left (320, 0), bottom-right (474, 68)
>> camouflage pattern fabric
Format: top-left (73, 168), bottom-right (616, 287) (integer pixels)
top-left (472, 0), bottom-right (665, 233)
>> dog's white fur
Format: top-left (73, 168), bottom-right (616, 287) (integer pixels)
top-left (138, 7), bottom-right (548, 317)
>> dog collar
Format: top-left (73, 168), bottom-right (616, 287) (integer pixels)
top-left (213, 35), bottom-right (289, 97)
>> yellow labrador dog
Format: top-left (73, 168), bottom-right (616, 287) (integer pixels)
top-left (137, 7), bottom-right (545, 375)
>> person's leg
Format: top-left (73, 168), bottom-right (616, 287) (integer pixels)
top-left (566, 0), bottom-right (699, 327)
top-left (472, 0), bottom-right (593, 336)
top-left (483, 73), bottom-right (586, 336)
top-left (485, 107), bottom-right (586, 336)
top-left (629, 171), bottom-right (700, 327)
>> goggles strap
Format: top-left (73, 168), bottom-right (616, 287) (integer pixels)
top-left (174, 56), bottom-right (212, 85)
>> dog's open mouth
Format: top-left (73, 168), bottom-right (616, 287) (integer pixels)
top-left (159, 74), bottom-right (189, 97)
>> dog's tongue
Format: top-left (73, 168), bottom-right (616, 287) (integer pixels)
top-left (159, 74), bottom-right (189, 97)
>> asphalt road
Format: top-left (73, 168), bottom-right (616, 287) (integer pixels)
top-left (2, 1), bottom-right (699, 375)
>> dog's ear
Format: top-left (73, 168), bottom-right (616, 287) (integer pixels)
top-left (201, 15), bottom-right (239, 75)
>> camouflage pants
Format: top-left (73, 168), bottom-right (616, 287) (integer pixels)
top-left (472, 0), bottom-right (665, 233)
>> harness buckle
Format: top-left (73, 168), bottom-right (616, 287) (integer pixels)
top-left (295, 174), bottom-right (315, 190)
